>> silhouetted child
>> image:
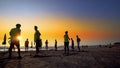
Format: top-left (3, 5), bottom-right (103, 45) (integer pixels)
top-left (45, 40), bottom-right (48, 50)
top-left (76, 35), bottom-right (81, 52)
top-left (55, 39), bottom-right (57, 51)
top-left (25, 38), bottom-right (29, 52)
top-left (71, 38), bottom-right (74, 51)
top-left (64, 31), bottom-right (70, 55)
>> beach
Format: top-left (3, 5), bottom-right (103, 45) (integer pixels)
top-left (0, 46), bottom-right (120, 68)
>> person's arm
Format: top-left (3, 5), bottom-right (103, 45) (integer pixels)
top-left (80, 38), bottom-right (81, 41)
top-left (68, 35), bottom-right (70, 40)
top-left (9, 29), bottom-right (13, 36)
top-left (34, 33), bottom-right (36, 45)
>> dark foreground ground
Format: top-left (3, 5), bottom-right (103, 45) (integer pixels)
top-left (0, 46), bottom-right (120, 68)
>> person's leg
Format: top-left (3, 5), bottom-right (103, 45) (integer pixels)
top-left (36, 42), bottom-right (39, 55)
top-left (56, 46), bottom-right (57, 51)
top-left (9, 42), bottom-right (14, 58)
top-left (64, 42), bottom-right (66, 53)
top-left (36, 46), bottom-right (38, 54)
top-left (73, 45), bottom-right (74, 51)
top-left (67, 42), bottom-right (69, 54)
top-left (78, 42), bottom-right (80, 51)
top-left (27, 47), bottom-right (28, 52)
top-left (16, 42), bottom-right (21, 58)
top-left (25, 47), bottom-right (26, 52)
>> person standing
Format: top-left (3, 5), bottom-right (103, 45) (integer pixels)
top-left (55, 39), bottom-right (57, 51)
top-left (8, 24), bottom-right (22, 59)
top-left (45, 40), bottom-right (48, 50)
top-left (76, 35), bottom-right (81, 52)
top-left (64, 31), bottom-right (70, 54)
top-left (25, 38), bottom-right (29, 52)
top-left (71, 38), bottom-right (74, 51)
top-left (34, 26), bottom-right (41, 56)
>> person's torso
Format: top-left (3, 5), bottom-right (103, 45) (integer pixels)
top-left (77, 38), bottom-right (80, 42)
top-left (64, 35), bottom-right (69, 42)
top-left (34, 30), bottom-right (40, 40)
top-left (25, 41), bottom-right (29, 46)
top-left (10, 28), bottom-right (21, 41)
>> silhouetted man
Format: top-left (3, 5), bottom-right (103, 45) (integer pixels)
top-left (9, 24), bottom-right (22, 59)
top-left (71, 38), bottom-right (74, 51)
top-left (55, 39), bottom-right (57, 51)
top-left (76, 35), bottom-right (81, 52)
top-left (34, 26), bottom-right (41, 56)
top-left (25, 38), bottom-right (29, 52)
top-left (64, 31), bottom-right (70, 54)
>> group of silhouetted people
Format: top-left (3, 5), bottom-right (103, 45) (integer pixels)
top-left (8, 24), bottom-right (81, 59)
top-left (64, 31), bottom-right (81, 55)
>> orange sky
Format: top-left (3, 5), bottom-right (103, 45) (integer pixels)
top-left (0, 15), bottom-right (120, 46)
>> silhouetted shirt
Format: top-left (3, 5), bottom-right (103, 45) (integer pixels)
top-left (10, 28), bottom-right (21, 41)
top-left (34, 30), bottom-right (41, 42)
top-left (25, 40), bottom-right (29, 47)
top-left (77, 37), bottom-right (81, 43)
top-left (64, 34), bottom-right (70, 42)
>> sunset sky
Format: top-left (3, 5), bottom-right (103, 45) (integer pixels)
top-left (0, 0), bottom-right (120, 46)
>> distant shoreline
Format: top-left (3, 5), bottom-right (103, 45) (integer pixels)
top-left (0, 44), bottom-right (114, 52)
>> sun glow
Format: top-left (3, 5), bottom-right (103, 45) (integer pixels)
top-left (17, 36), bottom-right (22, 40)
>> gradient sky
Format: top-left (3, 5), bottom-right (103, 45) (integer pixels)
top-left (0, 0), bottom-right (120, 46)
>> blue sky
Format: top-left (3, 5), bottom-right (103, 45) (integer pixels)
top-left (0, 0), bottom-right (120, 20)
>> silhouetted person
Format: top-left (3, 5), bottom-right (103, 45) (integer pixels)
top-left (34, 26), bottom-right (41, 56)
top-left (45, 40), bottom-right (48, 50)
top-left (64, 31), bottom-right (70, 54)
top-left (55, 39), bottom-right (57, 51)
top-left (8, 24), bottom-right (22, 59)
top-left (25, 38), bottom-right (29, 52)
top-left (71, 38), bottom-right (74, 51)
top-left (76, 35), bottom-right (81, 52)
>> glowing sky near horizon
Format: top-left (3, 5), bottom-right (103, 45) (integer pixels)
top-left (0, 0), bottom-right (120, 46)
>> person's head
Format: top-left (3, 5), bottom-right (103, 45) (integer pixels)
top-left (34, 26), bottom-right (38, 31)
top-left (16, 24), bottom-right (21, 28)
top-left (26, 38), bottom-right (28, 41)
top-left (76, 35), bottom-right (78, 38)
top-left (65, 31), bottom-right (68, 34)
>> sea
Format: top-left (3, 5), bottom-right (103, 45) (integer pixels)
top-left (0, 45), bottom-right (101, 52)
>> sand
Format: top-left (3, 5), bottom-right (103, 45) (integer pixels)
top-left (0, 46), bottom-right (120, 68)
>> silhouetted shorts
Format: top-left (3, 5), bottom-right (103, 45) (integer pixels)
top-left (64, 42), bottom-right (69, 49)
top-left (10, 41), bottom-right (20, 49)
top-left (36, 40), bottom-right (41, 47)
